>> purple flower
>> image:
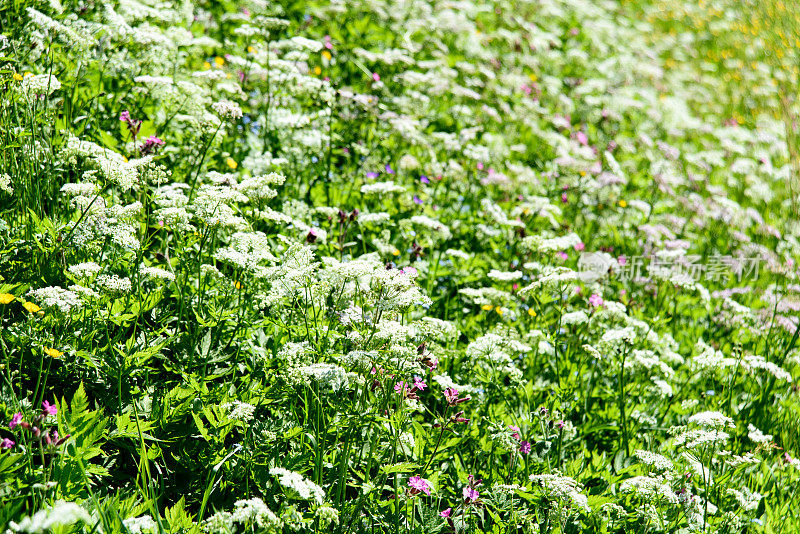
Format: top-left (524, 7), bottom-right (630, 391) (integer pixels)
top-left (385, 164), bottom-right (394, 174)
top-left (366, 171), bottom-right (379, 179)
top-left (519, 441), bottom-right (531, 454)
top-left (140, 135), bottom-right (165, 155)
top-left (463, 486), bottom-right (479, 502)
top-left (413, 195), bottom-right (423, 205)
top-left (413, 376), bottom-right (427, 391)
top-left (8, 412), bottom-right (22, 429)
top-left (420, 175), bottom-right (430, 184)
top-left (0, 438), bottom-right (14, 449)
top-left (440, 508), bottom-right (451, 518)
top-left (42, 400), bottom-right (57, 416)
top-left (408, 476), bottom-right (431, 496)
top-left (119, 110), bottom-right (142, 137)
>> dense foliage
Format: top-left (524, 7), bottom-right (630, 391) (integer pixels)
top-left (1, 0), bottom-right (800, 532)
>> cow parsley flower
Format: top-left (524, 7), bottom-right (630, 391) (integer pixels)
top-left (270, 468), bottom-right (325, 504)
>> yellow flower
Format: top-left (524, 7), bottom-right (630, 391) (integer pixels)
top-left (322, 50), bottom-right (332, 61)
top-left (528, 308), bottom-right (537, 317)
top-left (618, 199), bottom-right (627, 208)
top-left (44, 347), bottom-right (64, 358)
top-left (481, 304), bottom-right (494, 311)
top-left (391, 248), bottom-right (400, 256)
top-left (214, 56), bottom-right (225, 67)
top-left (0, 293), bottom-right (14, 304)
top-left (13, 73), bottom-right (23, 82)
top-left (22, 302), bottom-right (41, 314)
top-left (495, 306), bottom-right (504, 315)
top-left (203, 61), bottom-right (212, 70)
top-left (247, 46), bottom-right (256, 54)
top-left (579, 171), bottom-right (587, 177)
top-left (313, 66), bottom-right (322, 76)
top-left (226, 157), bottom-right (238, 170)
top-left (529, 73), bottom-right (537, 82)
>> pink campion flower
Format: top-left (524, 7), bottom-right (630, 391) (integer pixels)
top-left (617, 256), bottom-right (627, 266)
top-left (509, 425), bottom-right (520, 440)
top-left (452, 411), bottom-right (470, 424)
top-left (372, 72), bottom-right (380, 82)
top-left (394, 381), bottom-right (407, 394)
top-left (140, 135), bottom-right (164, 156)
top-left (440, 508), bottom-right (451, 518)
top-left (119, 110), bottom-right (142, 137)
top-left (463, 486), bottom-right (480, 502)
top-left (408, 476), bottom-right (431, 496)
top-left (476, 162), bottom-right (484, 171)
top-left (519, 441), bottom-right (531, 454)
top-left (575, 131), bottom-right (588, 145)
top-left (0, 438), bottom-right (14, 449)
top-left (589, 293), bottom-right (604, 307)
top-left (413, 376), bottom-right (427, 391)
top-left (444, 388), bottom-right (470, 406)
top-left (8, 412), bottom-right (22, 429)
top-left (561, 192), bottom-right (568, 203)
top-left (556, 251), bottom-right (568, 261)
top-left (444, 388), bottom-right (459, 404)
top-left (42, 400), bottom-right (57, 416)
top-left (574, 242), bottom-right (585, 251)
top-left (555, 420), bottom-right (566, 430)
top-left (401, 266), bottom-right (418, 277)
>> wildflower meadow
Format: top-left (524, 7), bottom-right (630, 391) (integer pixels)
top-left (2, 0), bottom-right (800, 532)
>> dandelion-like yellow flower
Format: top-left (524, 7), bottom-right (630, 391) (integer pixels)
top-left (391, 249), bottom-right (400, 256)
top-left (0, 293), bottom-right (14, 304)
top-left (528, 308), bottom-right (537, 317)
top-left (481, 304), bottom-right (494, 311)
top-left (203, 61), bottom-right (212, 70)
top-left (313, 66), bottom-right (322, 76)
top-left (226, 157), bottom-right (238, 170)
top-left (495, 306), bottom-right (504, 315)
top-left (13, 73), bottom-right (23, 82)
top-left (214, 56), bottom-right (225, 67)
top-left (618, 200), bottom-right (627, 208)
top-left (22, 302), bottom-right (41, 314)
top-left (322, 50), bottom-right (332, 61)
top-left (247, 46), bottom-right (256, 54)
top-left (44, 347), bottom-right (64, 358)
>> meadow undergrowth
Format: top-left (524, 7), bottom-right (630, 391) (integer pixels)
top-left (1, 0), bottom-right (800, 532)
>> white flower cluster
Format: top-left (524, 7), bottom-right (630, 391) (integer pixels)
top-left (212, 99), bottom-right (243, 120)
top-left (28, 286), bottom-right (84, 313)
top-left (269, 467), bottom-right (325, 505)
top-left (205, 497), bottom-right (281, 533)
top-left (122, 515), bottom-right (157, 534)
top-left (8, 501), bottom-right (91, 533)
top-left (529, 474), bottom-right (590, 512)
top-left (20, 74), bottom-right (61, 97)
